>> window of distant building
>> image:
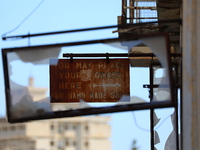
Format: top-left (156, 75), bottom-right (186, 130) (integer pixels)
top-left (58, 140), bottom-right (64, 149)
top-left (85, 141), bottom-right (89, 147)
top-left (51, 124), bottom-right (54, 130)
top-left (18, 125), bottom-right (25, 130)
top-left (73, 125), bottom-right (76, 130)
top-left (85, 125), bottom-right (89, 131)
top-left (65, 125), bottom-right (68, 130)
top-left (65, 140), bottom-right (69, 146)
top-left (50, 141), bottom-right (54, 146)
top-left (10, 126), bottom-right (16, 131)
top-left (2, 127), bottom-right (7, 132)
top-left (73, 141), bottom-right (76, 146)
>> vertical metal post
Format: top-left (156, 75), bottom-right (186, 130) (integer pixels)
top-left (135, 0), bottom-right (139, 23)
top-left (174, 63), bottom-right (180, 150)
top-left (150, 62), bottom-right (154, 150)
top-left (130, 0), bottom-right (134, 23)
top-left (122, 0), bottom-right (125, 16)
top-left (180, 58), bottom-right (183, 150)
top-left (122, 0), bottom-right (127, 22)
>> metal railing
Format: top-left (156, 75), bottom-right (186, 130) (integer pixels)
top-left (122, 0), bottom-right (157, 24)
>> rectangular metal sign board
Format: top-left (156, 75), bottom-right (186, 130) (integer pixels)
top-left (50, 59), bottom-right (130, 103)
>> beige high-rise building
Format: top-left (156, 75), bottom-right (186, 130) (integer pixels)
top-left (0, 77), bottom-right (111, 150)
top-left (0, 116), bottom-right (111, 150)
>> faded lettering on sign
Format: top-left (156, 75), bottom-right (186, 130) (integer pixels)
top-left (50, 59), bottom-right (130, 103)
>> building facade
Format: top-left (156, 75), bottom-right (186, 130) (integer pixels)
top-left (0, 116), bottom-right (111, 150)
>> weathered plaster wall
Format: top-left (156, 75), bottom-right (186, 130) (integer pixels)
top-left (183, 0), bottom-right (200, 149)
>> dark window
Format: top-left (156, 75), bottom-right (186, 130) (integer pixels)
top-left (10, 126), bottom-right (16, 131)
top-left (85, 125), bottom-right (89, 131)
top-left (85, 141), bottom-right (89, 147)
top-left (73, 125), bottom-right (76, 130)
top-left (2, 127), bottom-right (7, 131)
top-left (50, 141), bottom-right (54, 146)
top-left (18, 125), bottom-right (25, 130)
top-left (51, 125), bottom-right (54, 130)
top-left (73, 141), bottom-right (76, 146)
top-left (65, 140), bottom-right (69, 146)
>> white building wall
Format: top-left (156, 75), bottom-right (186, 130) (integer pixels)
top-left (34, 138), bottom-right (51, 150)
top-left (26, 121), bottom-right (51, 137)
top-left (89, 123), bottom-right (111, 138)
top-left (88, 139), bottom-right (111, 150)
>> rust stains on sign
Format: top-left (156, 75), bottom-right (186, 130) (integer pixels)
top-left (50, 59), bottom-right (130, 103)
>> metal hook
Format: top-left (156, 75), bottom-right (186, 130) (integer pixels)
top-left (70, 53), bottom-right (73, 63)
top-left (151, 54), bottom-right (154, 63)
top-left (106, 52), bottom-right (109, 63)
top-left (28, 32), bottom-right (30, 46)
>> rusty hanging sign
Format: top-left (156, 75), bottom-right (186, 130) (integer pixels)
top-left (50, 59), bottom-right (130, 103)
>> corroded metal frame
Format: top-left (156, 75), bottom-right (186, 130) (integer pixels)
top-left (2, 32), bottom-right (178, 123)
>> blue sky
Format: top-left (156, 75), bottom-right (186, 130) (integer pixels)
top-left (0, 0), bottom-right (121, 113)
top-left (0, 1), bottom-right (176, 150)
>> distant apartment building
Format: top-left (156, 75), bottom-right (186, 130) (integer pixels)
top-left (0, 77), bottom-right (111, 150)
top-left (0, 116), bottom-right (111, 150)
